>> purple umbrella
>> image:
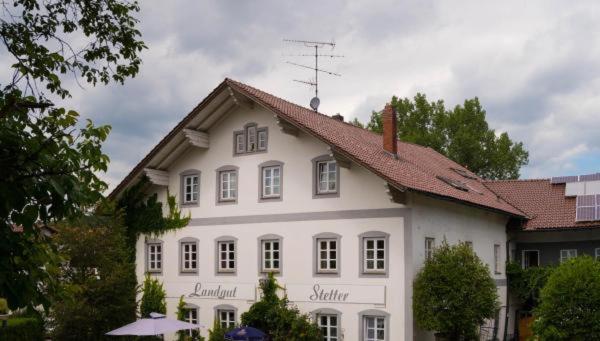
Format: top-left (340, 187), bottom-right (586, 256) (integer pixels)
top-left (106, 312), bottom-right (203, 336)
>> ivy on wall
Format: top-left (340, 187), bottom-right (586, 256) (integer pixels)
top-left (506, 262), bottom-right (554, 311)
top-left (116, 176), bottom-right (190, 255)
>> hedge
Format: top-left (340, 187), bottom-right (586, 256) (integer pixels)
top-left (0, 317), bottom-right (44, 340)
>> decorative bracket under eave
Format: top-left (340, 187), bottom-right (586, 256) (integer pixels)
top-left (144, 168), bottom-right (169, 187)
top-left (328, 147), bottom-right (351, 169)
top-left (275, 115), bottom-right (299, 136)
top-left (183, 129), bottom-right (209, 149)
top-left (386, 183), bottom-right (407, 204)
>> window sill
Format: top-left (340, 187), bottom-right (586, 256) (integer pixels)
top-left (179, 270), bottom-right (198, 275)
top-left (313, 191), bottom-right (340, 199)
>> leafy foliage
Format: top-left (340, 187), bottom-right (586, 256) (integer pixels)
top-left (364, 94), bottom-right (529, 179)
top-left (506, 262), bottom-right (554, 311)
top-left (0, 317), bottom-right (44, 340)
top-left (140, 274), bottom-right (167, 318)
top-left (117, 176), bottom-right (190, 255)
top-left (0, 297), bottom-right (7, 314)
top-left (1, 0), bottom-right (145, 310)
top-left (532, 256), bottom-right (600, 340)
top-left (177, 296), bottom-right (204, 341)
top-left (241, 273), bottom-right (321, 341)
top-left (413, 241), bottom-right (499, 340)
top-left (207, 318), bottom-right (232, 341)
top-left (50, 203), bottom-right (137, 340)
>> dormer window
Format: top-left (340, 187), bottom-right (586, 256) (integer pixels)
top-left (234, 123), bottom-right (268, 155)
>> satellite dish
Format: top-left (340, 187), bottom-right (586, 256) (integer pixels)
top-left (310, 97), bottom-right (320, 111)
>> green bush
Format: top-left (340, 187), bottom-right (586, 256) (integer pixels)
top-left (413, 241), bottom-right (499, 340)
top-left (241, 273), bottom-right (321, 341)
top-left (533, 256), bottom-right (600, 340)
top-left (0, 298), bottom-right (7, 314)
top-left (506, 262), bottom-right (554, 311)
top-left (140, 274), bottom-right (167, 318)
top-left (207, 317), bottom-right (231, 341)
top-left (0, 317), bottom-right (43, 340)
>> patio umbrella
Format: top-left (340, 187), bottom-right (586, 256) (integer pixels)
top-left (106, 312), bottom-right (203, 336)
top-left (224, 326), bottom-right (266, 341)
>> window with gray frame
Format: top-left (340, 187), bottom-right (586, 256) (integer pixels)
top-left (259, 161), bottom-right (283, 201)
top-left (216, 305), bottom-right (236, 329)
top-left (146, 241), bottom-right (162, 273)
top-left (217, 239), bottom-right (236, 273)
top-left (313, 232), bottom-right (341, 275)
top-left (359, 231), bottom-right (389, 276)
top-left (259, 235), bottom-right (282, 274)
top-left (216, 166), bottom-right (238, 204)
top-left (312, 155), bottom-right (340, 198)
top-left (179, 238), bottom-right (198, 273)
top-left (234, 123), bottom-right (268, 155)
top-left (359, 309), bottom-right (389, 341)
top-left (180, 170), bottom-right (200, 206)
top-left (183, 304), bottom-right (199, 336)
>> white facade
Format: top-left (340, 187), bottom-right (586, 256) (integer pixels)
top-left (134, 103), bottom-right (509, 340)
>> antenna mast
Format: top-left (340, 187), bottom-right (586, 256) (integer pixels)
top-left (283, 39), bottom-right (343, 111)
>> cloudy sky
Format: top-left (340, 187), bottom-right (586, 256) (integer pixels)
top-left (16, 1), bottom-right (600, 190)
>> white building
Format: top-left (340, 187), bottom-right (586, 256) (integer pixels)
top-left (110, 79), bottom-right (524, 341)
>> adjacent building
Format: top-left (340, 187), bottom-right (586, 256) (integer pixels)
top-left (110, 78), bottom-right (527, 340)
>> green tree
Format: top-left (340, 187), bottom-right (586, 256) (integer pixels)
top-left (413, 241), bottom-right (499, 340)
top-left (532, 256), bottom-right (600, 340)
top-left (241, 273), bottom-right (321, 341)
top-left (0, 0), bottom-right (145, 310)
top-left (140, 274), bottom-right (167, 318)
top-left (506, 262), bottom-right (554, 311)
top-left (50, 202), bottom-right (137, 340)
top-left (364, 94), bottom-right (528, 179)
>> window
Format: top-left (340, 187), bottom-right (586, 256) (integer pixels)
top-left (235, 132), bottom-right (245, 154)
top-left (425, 238), bottom-right (435, 260)
top-left (180, 170), bottom-right (200, 206)
top-left (596, 248), bottom-right (600, 260)
top-left (218, 309), bottom-right (236, 329)
top-left (183, 306), bottom-right (199, 337)
top-left (262, 166), bottom-right (281, 198)
top-left (494, 244), bottom-right (501, 274)
top-left (218, 240), bottom-right (236, 273)
top-left (363, 316), bottom-right (385, 341)
top-left (257, 129), bottom-right (268, 151)
top-left (180, 239), bottom-right (198, 273)
top-left (364, 238), bottom-right (385, 272)
top-left (318, 314), bottom-right (339, 341)
top-left (233, 123), bottom-right (268, 155)
top-left (560, 249), bottom-right (577, 263)
top-left (262, 239), bottom-right (280, 272)
top-left (147, 242), bottom-right (162, 273)
top-left (312, 155), bottom-right (340, 198)
top-left (318, 161), bottom-right (338, 194)
top-left (522, 250), bottom-right (539, 269)
top-left (360, 232), bottom-right (389, 276)
top-left (318, 239), bottom-right (338, 273)
top-left (216, 166), bottom-right (239, 204)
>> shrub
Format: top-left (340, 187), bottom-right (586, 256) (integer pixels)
top-left (207, 317), bottom-right (231, 341)
top-left (506, 262), bottom-right (554, 311)
top-left (241, 273), bottom-right (321, 341)
top-left (533, 256), bottom-right (600, 340)
top-left (0, 317), bottom-right (43, 340)
top-left (0, 298), bottom-right (7, 314)
top-left (140, 274), bottom-right (167, 318)
top-left (413, 241), bottom-right (499, 340)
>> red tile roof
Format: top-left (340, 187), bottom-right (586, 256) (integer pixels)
top-left (110, 78), bottom-right (525, 217)
top-left (484, 179), bottom-right (600, 230)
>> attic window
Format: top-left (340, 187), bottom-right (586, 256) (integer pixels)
top-left (437, 175), bottom-right (469, 192)
top-left (234, 123), bottom-right (268, 155)
top-left (450, 167), bottom-right (478, 180)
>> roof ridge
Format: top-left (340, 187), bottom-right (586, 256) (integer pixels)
top-left (484, 178), bottom-right (550, 183)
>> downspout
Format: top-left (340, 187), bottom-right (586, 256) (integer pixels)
top-left (503, 236), bottom-right (512, 341)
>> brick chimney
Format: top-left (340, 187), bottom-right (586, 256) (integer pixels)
top-left (382, 103), bottom-right (397, 156)
top-left (332, 113), bottom-right (344, 122)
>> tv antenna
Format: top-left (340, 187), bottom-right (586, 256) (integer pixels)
top-left (283, 39), bottom-right (343, 111)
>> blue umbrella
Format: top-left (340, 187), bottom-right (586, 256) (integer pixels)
top-left (224, 326), bottom-right (266, 341)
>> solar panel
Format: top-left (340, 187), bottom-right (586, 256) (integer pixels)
top-left (576, 195), bottom-right (598, 222)
top-left (551, 175), bottom-right (579, 184)
top-left (580, 173), bottom-right (600, 181)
